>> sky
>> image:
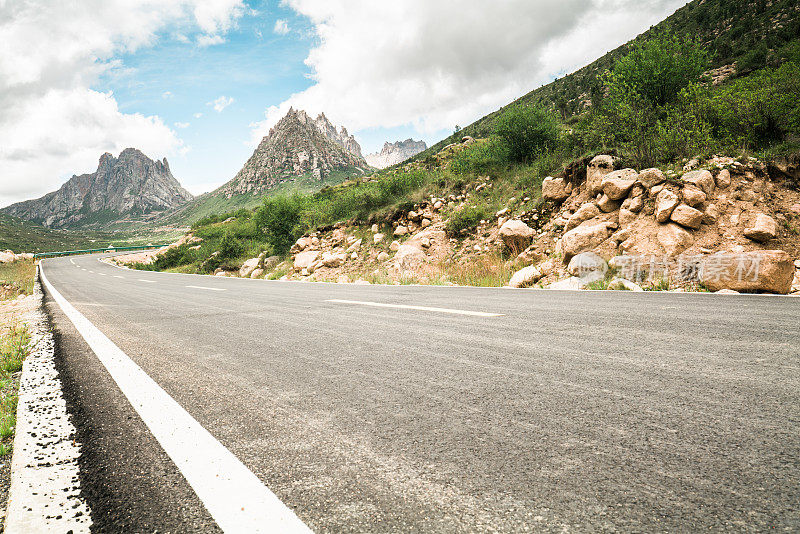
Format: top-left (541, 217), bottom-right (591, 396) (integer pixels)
top-left (0, 0), bottom-right (689, 208)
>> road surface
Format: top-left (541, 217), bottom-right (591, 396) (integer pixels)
top-left (41, 254), bottom-right (799, 532)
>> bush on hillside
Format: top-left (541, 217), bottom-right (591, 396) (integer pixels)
top-left (494, 105), bottom-right (561, 163)
top-left (254, 195), bottom-right (305, 254)
top-left (446, 206), bottom-right (489, 236)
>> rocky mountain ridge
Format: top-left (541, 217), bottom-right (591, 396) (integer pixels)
top-left (217, 108), bottom-right (369, 198)
top-left (366, 139), bottom-right (428, 169)
top-left (1, 148), bottom-right (193, 229)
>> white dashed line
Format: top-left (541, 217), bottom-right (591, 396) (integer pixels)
top-left (40, 263), bottom-right (312, 533)
top-left (326, 299), bottom-right (504, 317)
top-left (187, 285), bottom-right (226, 292)
top-left (97, 273), bottom-right (106, 276)
top-left (138, 279), bottom-right (156, 284)
top-left (113, 276), bottom-right (124, 279)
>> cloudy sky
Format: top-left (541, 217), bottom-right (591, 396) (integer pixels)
top-left (0, 0), bottom-right (688, 208)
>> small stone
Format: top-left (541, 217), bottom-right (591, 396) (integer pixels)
top-left (389, 240), bottom-right (400, 252)
top-left (373, 233), bottom-right (385, 244)
top-left (394, 225), bottom-right (409, 236)
top-left (377, 251), bottom-right (390, 262)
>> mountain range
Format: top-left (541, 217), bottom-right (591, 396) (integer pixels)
top-left (1, 148), bottom-right (193, 229)
top-left (365, 139), bottom-right (428, 169)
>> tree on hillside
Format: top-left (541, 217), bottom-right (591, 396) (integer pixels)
top-left (494, 105), bottom-right (561, 163)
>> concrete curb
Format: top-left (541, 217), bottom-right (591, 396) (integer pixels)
top-left (5, 273), bottom-right (92, 533)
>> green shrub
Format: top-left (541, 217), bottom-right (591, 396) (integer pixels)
top-left (254, 195), bottom-right (306, 254)
top-left (449, 138), bottom-right (507, 174)
top-left (446, 206), bottom-right (489, 236)
top-left (495, 105), bottom-right (561, 163)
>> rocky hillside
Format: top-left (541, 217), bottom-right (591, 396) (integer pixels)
top-left (217, 108), bottom-right (369, 198)
top-left (2, 148), bottom-right (192, 229)
top-left (366, 139), bottom-right (428, 169)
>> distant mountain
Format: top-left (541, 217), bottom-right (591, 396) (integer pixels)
top-left (366, 139), bottom-right (428, 169)
top-left (2, 148), bottom-right (193, 229)
top-left (216, 107), bottom-right (369, 198)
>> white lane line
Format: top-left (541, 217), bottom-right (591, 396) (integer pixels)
top-left (187, 285), bottom-right (226, 292)
top-left (138, 279), bottom-right (156, 284)
top-left (88, 270), bottom-right (94, 274)
top-left (70, 258), bottom-right (75, 265)
top-left (97, 273), bottom-right (106, 276)
top-left (326, 299), bottom-right (504, 317)
top-left (40, 264), bottom-right (311, 533)
top-left (113, 275), bottom-right (124, 279)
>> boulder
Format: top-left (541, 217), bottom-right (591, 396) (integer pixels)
top-left (262, 255), bottom-right (281, 271)
top-left (421, 218), bottom-right (432, 228)
top-left (637, 168), bottom-right (665, 188)
top-left (703, 204), bottom-right (720, 225)
top-left (683, 169), bottom-right (715, 196)
top-left (322, 252), bottom-right (347, 268)
top-left (542, 177), bottom-right (570, 201)
top-left (293, 250), bottom-right (320, 271)
top-left (395, 244), bottom-right (426, 268)
top-left (597, 194), bottom-right (621, 213)
top-left (670, 204), bottom-right (704, 230)
top-left (566, 203), bottom-right (600, 231)
top-left (389, 240), bottom-right (401, 252)
top-left (601, 169), bottom-right (637, 200)
top-left (0, 251), bottom-right (15, 264)
top-left (377, 251), bottom-right (390, 262)
top-left (607, 278), bottom-right (644, 291)
top-left (619, 208), bottom-right (637, 227)
top-left (681, 185), bottom-right (706, 207)
top-left (699, 250), bottom-right (794, 294)
top-left (499, 220), bottom-right (535, 252)
top-left (715, 169), bottom-right (732, 189)
top-left (561, 222), bottom-right (615, 259)
top-left (567, 252), bottom-right (608, 278)
top-left (657, 223), bottom-right (694, 256)
top-left (294, 236), bottom-right (312, 252)
top-left (655, 189), bottom-right (680, 223)
top-left (621, 195), bottom-right (644, 213)
top-left (743, 213), bottom-right (779, 243)
top-left (373, 233), bottom-right (385, 244)
top-left (586, 155), bottom-right (615, 196)
top-left (508, 265), bottom-right (543, 288)
top-left (547, 276), bottom-right (585, 291)
top-left (371, 224), bottom-right (379, 233)
top-left (239, 257), bottom-right (261, 278)
top-left (250, 268), bottom-right (264, 279)
top-left (346, 239), bottom-right (363, 253)
top-left (394, 225), bottom-right (409, 236)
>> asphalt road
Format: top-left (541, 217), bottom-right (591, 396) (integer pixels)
top-left (42, 254), bottom-right (799, 532)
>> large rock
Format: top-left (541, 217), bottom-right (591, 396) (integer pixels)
top-left (508, 265), bottom-right (543, 288)
top-left (743, 213), bottom-right (779, 243)
top-left (565, 203), bottom-right (600, 231)
top-left (567, 252), bottom-right (608, 278)
top-left (322, 251), bottom-right (347, 268)
top-left (637, 168), bottom-right (665, 188)
top-left (586, 155), bottom-right (615, 196)
top-left (716, 169), bottom-right (732, 189)
top-left (239, 257), bottom-right (261, 278)
top-left (657, 223), bottom-right (694, 256)
top-left (547, 277), bottom-right (585, 291)
top-left (601, 169), bottom-right (637, 200)
top-left (561, 222), bottom-right (615, 259)
top-left (597, 194), bottom-right (620, 213)
top-left (655, 189), bottom-right (680, 223)
top-left (499, 220), bottom-right (535, 252)
top-left (293, 250), bottom-right (320, 271)
top-left (542, 177), bottom-right (569, 201)
top-left (699, 250), bottom-right (794, 294)
top-left (250, 268), bottom-right (264, 279)
top-left (670, 204), bottom-right (704, 230)
top-left (681, 185), bottom-right (706, 207)
top-left (0, 251), bottom-right (16, 264)
top-left (682, 170), bottom-right (715, 195)
top-left (607, 278), bottom-right (644, 292)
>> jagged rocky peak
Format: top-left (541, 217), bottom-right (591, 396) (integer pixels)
top-left (218, 108), bottom-right (369, 198)
top-left (1, 148), bottom-right (193, 229)
top-left (366, 138), bottom-right (428, 169)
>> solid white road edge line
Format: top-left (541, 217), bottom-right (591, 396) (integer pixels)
top-left (39, 263), bottom-right (313, 534)
top-left (326, 299), bottom-right (504, 317)
top-left (187, 285), bottom-right (226, 292)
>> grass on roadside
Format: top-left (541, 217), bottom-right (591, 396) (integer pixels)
top-left (0, 321), bottom-right (32, 456)
top-left (0, 259), bottom-right (36, 299)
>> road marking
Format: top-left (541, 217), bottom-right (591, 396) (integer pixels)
top-left (97, 273), bottom-right (106, 276)
top-left (187, 285), bottom-right (226, 292)
top-left (326, 299), bottom-right (504, 317)
top-left (113, 275), bottom-right (124, 279)
top-left (138, 279), bottom-right (156, 284)
top-left (88, 270), bottom-right (94, 274)
top-left (40, 263), bottom-right (312, 533)
top-left (70, 258), bottom-right (75, 265)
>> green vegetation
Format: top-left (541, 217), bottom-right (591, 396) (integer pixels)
top-left (494, 105), bottom-right (561, 163)
top-left (445, 206), bottom-right (489, 236)
top-left (0, 322), bottom-right (32, 455)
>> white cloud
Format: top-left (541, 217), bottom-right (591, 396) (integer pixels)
top-left (251, 0), bottom-right (687, 142)
top-left (174, 121), bottom-right (190, 128)
top-left (197, 34), bottom-right (226, 47)
top-left (209, 95), bottom-right (234, 112)
top-left (193, 112), bottom-right (204, 118)
top-left (162, 91), bottom-right (173, 99)
top-left (273, 19), bottom-right (290, 35)
top-left (0, 0), bottom-right (246, 207)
